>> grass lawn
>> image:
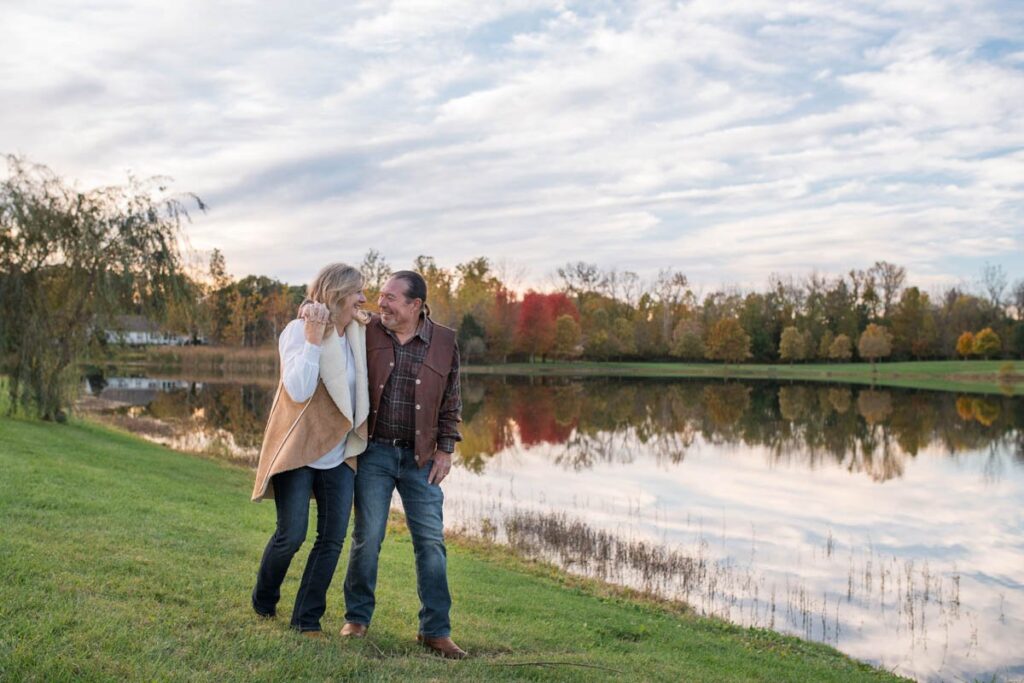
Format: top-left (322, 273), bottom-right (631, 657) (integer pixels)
top-left (0, 415), bottom-right (907, 682)
top-left (464, 359), bottom-right (1022, 395)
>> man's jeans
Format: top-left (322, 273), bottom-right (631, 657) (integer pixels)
top-left (344, 442), bottom-right (452, 637)
top-left (252, 463), bottom-right (354, 632)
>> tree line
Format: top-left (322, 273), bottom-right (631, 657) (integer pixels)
top-left (187, 252), bottom-right (1024, 365)
top-left (2, 156), bottom-right (1021, 420)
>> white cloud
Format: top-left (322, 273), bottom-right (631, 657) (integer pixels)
top-left (1, 0), bottom-right (1021, 289)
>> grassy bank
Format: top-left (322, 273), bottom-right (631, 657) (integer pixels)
top-left (465, 359), bottom-right (1022, 395)
top-left (0, 416), bottom-right (904, 682)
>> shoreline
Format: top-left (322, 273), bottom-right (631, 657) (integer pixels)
top-left (462, 360), bottom-right (1022, 395)
top-left (91, 348), bottom-right (1021, 395)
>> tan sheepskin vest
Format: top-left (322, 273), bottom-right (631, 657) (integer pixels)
top-left (251, 320), bottom-right (369, 501)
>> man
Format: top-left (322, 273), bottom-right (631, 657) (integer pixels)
top-left (340, 271), bottom-right (466, 659)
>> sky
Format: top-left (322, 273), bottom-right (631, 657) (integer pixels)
top-left (1, 0), bottom-right (1022, 292)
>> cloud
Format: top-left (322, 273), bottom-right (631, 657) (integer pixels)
top-left (0, 0), bottom-right (1021, 289)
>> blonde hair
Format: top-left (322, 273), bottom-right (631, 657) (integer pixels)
top-left (305, 263), bottom-right (365, 324)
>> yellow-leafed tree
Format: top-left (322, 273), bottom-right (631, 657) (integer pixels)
top-left (705, 318), bottom-right (751, 365)
top-left (858, 323), bottom-right (893, 368)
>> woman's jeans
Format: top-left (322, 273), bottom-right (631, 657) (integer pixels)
top-left (252, 463), bottom-right (354, 632)
top-left (344, 442), bottom-right (451, 637)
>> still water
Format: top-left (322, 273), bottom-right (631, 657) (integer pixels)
top-left (83, 373), bottom-right (1024, 682)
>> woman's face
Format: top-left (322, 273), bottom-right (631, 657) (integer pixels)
top-left (331, 289), bottom-right (367, 328)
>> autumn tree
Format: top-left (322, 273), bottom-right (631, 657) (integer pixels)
top-left (455, 257), bottom-right (498, 322)
top-left (552, 314), bottom-right (582, 359)
top-left (956, 331), bottom-right (976, 358)
top-left (705, 318), bottom-right (751, 365)
top-left (581, 297), bottom-right (637, 359)
top-left (263, 284), bottom-right (296, 341)
top-left (973, 327), bottom-right (1001, 359)
top-left (890, 287), bottom-right (937, 359)
top-left (858, 323), bottom-right (893, 368)
top-left (779, 326), bottom-right (806, 364)
top-left (0, 156), bottom-right (200, 419)
top-left (516, 292), bottom-right (578, 362)
top-left (516, 292), bottom-right (552, 361)
top-left (670, 317), bottom-right (705, 360)
top-left (829, 334), bottom-right (853, 361)
top-left (939, 292), bottom-right (990, 357)
top-left (415, 255), bottom-right (455, 326)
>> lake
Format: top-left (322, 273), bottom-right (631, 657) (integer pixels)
top-left (81, 371), bottom-right (1024, 682)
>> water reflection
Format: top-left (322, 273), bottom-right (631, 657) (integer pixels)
top-left (83, 373), bottom-right (275, 460)
top-left (80, 372), bottom-right (1024, 681)
top-left (456, 378), bottom-right (1023, 482)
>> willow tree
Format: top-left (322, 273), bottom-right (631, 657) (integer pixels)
top-left (0, 156), bottom-right (202, 420)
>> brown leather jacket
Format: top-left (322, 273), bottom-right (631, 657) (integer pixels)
top-left (366, 315), bottom-right (459, 467)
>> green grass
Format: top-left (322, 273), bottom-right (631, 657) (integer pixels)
top-left (465, 359), bottom-right (1023, 395)
top-left (0, 416), bottom-right (907, 682)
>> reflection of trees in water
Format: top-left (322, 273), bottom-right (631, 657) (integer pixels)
top-left (114, 374), bottom-right (1021, 480)
top-left (457, 377), bottom-right (1023, 481)
top-left (136, 382), bottom-right (275, 451)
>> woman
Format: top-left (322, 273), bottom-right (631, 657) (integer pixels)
top-left (250, 263), bottom-right (369, 636)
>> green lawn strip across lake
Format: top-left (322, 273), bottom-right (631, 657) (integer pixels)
top-left (0, 416), bottom-right (906, 682)
top-left (464, 359), bottom-right (1023, 395)
top-left (104, 347), bottom-right (1021, 395)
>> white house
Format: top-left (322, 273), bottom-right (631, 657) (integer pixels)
top-left (105, 315), bottom-right (195, 346)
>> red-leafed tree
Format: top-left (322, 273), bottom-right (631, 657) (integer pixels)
top-left (516, 292), bottom-right (579, 361)
top-left (547, 292), bottom-right (579, 323)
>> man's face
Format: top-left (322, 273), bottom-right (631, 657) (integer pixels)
top-left (378, 277), bottom-right (420, 330)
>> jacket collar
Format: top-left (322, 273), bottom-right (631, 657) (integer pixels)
top-left (318, 320), bottom-right (368, 428)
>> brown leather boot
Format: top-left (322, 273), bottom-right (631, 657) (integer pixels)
top-left (417, 634), bottom-right (467, 659)
top-left (340, 622), bottom-right (368, 638)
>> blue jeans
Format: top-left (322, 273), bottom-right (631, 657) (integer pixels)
top-left (252, 463), bottom-right (354, 632)
top-left (344, 442), bottom-right (451, 637)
